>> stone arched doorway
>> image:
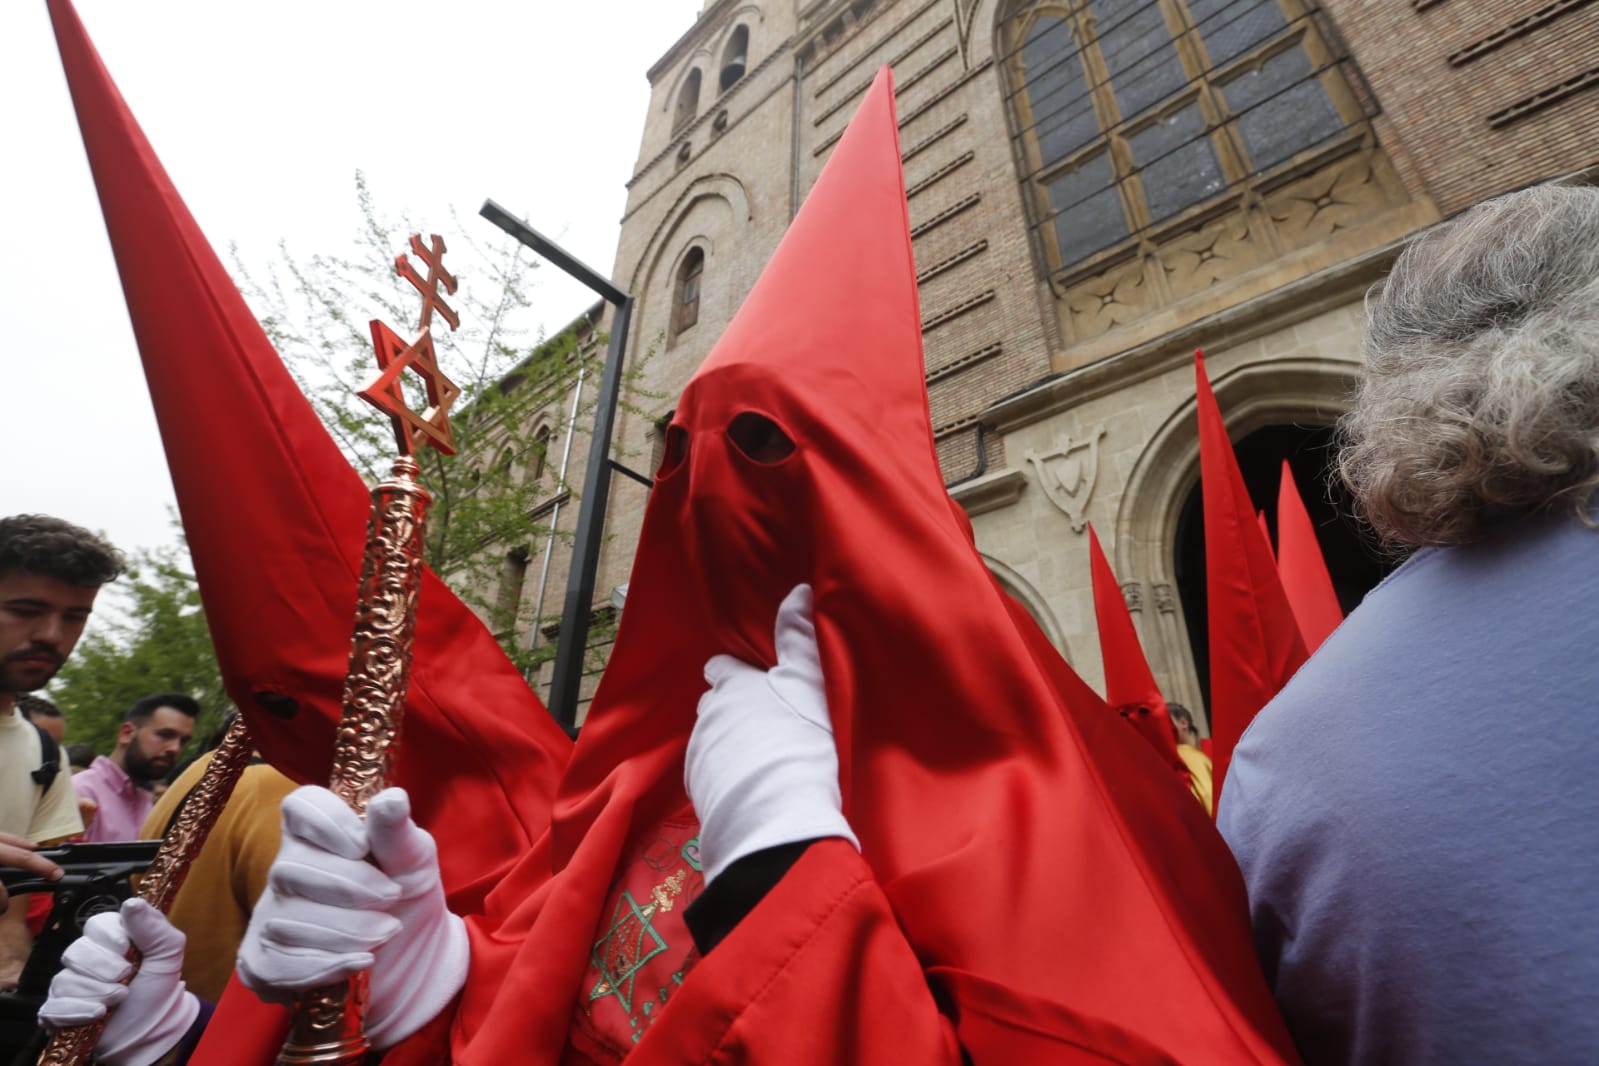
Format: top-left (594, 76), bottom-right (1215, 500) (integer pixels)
top-left (1113, 355), bottom-right (1376, 729)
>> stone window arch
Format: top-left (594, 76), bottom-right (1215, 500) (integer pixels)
top-left (494, 445), bottom-right (517, 487)
top-left (984, 553), bottom-right (1073, 662)
top-left (674, 68), bottom-right (702, 134)
top-left (670, 246), bottom-right (705, 342)
top-left (1001, 0), bottom-right (1365, 277)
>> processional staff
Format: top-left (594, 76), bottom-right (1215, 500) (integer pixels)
top-left (37, 716), bottom-right (257, 1065)
top-left (274, 233), bottom-right (464, 1066)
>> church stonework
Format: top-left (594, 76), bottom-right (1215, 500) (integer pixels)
top-left (502, 0), bottom-right (1599, 724)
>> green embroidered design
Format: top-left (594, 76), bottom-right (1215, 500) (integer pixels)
top-left (590, 865), bottom-right (691, 1015)
top-left (589, 890), bottom-right (669, 1014)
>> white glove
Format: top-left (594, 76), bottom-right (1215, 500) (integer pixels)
top-left (685, 583), bottom-right (859, 884)
top-left (39, 898), bottom-right (200, 1066)
top-left (236, 786), bottom-right (468, 1050)
top-left (362, 788), bottom-right (470, 1049)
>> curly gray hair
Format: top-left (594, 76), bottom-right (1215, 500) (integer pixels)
top-left (1338, 185), bottom-right (1599, 547)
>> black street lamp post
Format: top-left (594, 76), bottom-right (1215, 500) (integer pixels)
top-left (479, 199), bottom-right (634, 732)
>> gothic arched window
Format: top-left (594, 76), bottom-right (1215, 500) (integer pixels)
top-left (671, 247), bottom-right (704, 341)
top-left (674, 68), bottom-right (702, 133)
top-left (1003, 1), bottom-right (1362, 278)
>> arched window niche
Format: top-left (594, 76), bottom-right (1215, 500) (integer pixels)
top-left (674, 68), bottom-right (702, 134)
top-left (670, 247), bottom-right (705, 343)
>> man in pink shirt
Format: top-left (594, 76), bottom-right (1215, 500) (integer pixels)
top-left (74, 693), bottom-right (196, 842)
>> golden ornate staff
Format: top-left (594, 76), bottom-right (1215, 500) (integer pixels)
top-left (276, 234), bottom-right (462, 1066)
top-left (37, 715), bottom-right (257, 1066)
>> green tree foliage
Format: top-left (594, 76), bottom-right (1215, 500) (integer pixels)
top-left (48, 175), bottom-right (655, 738)
top-left (47, 543), bottom-right (227, 758)
top-left (234, 173), bottom-right (660, 673)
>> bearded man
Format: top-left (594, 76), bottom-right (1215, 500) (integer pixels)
top-left (74, 694), bottom-right (197, 843)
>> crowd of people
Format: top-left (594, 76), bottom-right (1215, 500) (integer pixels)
top-left (5, 83), bottom-right (1598, 1065)
top-left (0, 523), bottom-right (289, 1013)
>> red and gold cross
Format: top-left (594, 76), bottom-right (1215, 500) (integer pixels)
top-left (358, 233), bottom-right (463, 456)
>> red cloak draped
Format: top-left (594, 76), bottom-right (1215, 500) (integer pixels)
top-left (48, 4), bottom-right (571, 1059)
top-left (423, 72), bottom-right (1298, 1065)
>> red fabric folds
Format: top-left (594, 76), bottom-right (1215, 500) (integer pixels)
top-left (48, 3), bottom-right (570, 1059)
top-left (1275, 460), bottom-right (1344, 652)
top-left (1195, 353), bottom-right (1307, 810)
top-left (1087, 524), bottom-right (1185, 775)
top-left (437, 74), bottom-right (1298, 1064)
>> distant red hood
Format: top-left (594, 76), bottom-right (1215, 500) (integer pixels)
top-left (1088, 523), bottom-right (1185, 771)
top-left (1196, 353), bottom-right (1307, 809)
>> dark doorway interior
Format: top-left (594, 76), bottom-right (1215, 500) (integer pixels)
top-left (1173, 423), bottom-right (1396, 720)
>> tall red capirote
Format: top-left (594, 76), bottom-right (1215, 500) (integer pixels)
top-left (1276, 459), bottom-right (1344, 651)
top-left (48, 4), bottom-right (571, 1059)
top-left (1087, 523), bottom-right (1187, 772)
top-left (437, 73), bottom-right (1299, 1064)
top-left (1195, 351), bottom-right (1308, 811)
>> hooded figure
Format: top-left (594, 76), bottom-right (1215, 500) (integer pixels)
top-left (395, 69), bottom-right (1298, 1064)
top-left (46, 3), bottom-right (571, 1060)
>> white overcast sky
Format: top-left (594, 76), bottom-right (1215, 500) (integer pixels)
top-left (6, 0), bottom-right (702, 559)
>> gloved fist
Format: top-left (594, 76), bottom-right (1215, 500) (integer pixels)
top-left (686, 583), bottom-right (859, 884)
top-left (39, 898), bottom-right (199, 1066)
top-left (236, 786), bottom-right (467, 1050)
top-left (363, 788), bottom-right (470, 1050)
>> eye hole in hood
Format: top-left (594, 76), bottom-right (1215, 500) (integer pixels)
top-left (656, 423), bottom-right (690, 480)
top-left (726, 411), bottom-right (795, 465)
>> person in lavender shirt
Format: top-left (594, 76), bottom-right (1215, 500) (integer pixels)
top-left (1219, 185), bottom-right (1599, 1063)
top-left (74, 693), bottom-right (196, 843)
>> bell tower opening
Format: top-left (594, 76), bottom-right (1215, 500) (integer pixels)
top-left (719, 25), bottom-right (748, 92)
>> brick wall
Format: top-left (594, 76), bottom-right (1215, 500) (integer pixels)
top-left (1322, 0), bottom-right (1599, 215)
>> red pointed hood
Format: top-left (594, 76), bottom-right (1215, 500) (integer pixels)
top-left (1195, 352), bottom-right (1307, 809)
top-left (1275, 460), bottom-right (1343, 652)
top-left (453, 72), bottom-right (1296, 1064)
top-left (47, 0), bottom-right (569, 907)
top-left (1087, 524), bottom-right (1184, 768)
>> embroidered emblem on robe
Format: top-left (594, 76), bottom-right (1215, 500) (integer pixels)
top-left (571, 819), bottom-right (705, 1060)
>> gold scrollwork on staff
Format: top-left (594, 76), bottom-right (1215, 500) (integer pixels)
top-left (279, 233), bottom-right (459, 1065)
top-left (278, 459), bottom-right (428, 1066)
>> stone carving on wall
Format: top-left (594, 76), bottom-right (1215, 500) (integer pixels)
top-left (1063, 256), bottom-right (1150, 337)
top-left (1152, 583), bottom-right (1176, 615)
top-left (1024, 425), bottom-right (1106, 533)
top-left (1121, 580), bottom-right (1143, 613)
top-left (1059, 143), bottom-right (1412, 346)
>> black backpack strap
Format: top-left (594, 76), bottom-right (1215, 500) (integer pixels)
top-left (29, 723), bottom-right (60, 792)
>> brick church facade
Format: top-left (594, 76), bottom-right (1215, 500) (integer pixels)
top-left (502, 0), bottom-right (1598, 723)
